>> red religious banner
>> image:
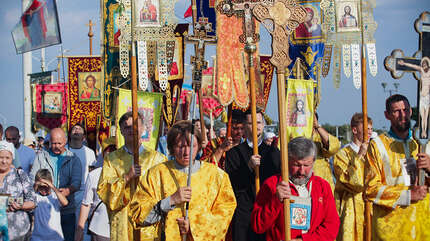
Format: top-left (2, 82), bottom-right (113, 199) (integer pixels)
top-left (68, 56), bottom-right (109, 151)
top-left (35, 83), bottom-right (68, 129)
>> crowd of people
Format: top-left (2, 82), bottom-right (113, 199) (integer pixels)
top-left (0, 93), bottom-right (429, 241)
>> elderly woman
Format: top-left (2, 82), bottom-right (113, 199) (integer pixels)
top-left (0, 141), bottom-right (36, 241)
top-left (129, 120), bottom-right (236, 241)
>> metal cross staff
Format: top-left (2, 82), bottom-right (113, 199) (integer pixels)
top-left (384, 11), bottom-right (430, 186)
top-left (252, 1), bottom-right (307, 240)
top-left (182, 6), bottom-right (216, 240)
top-left (217, 0), bottom-right (262, 193)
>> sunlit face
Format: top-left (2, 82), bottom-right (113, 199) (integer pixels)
top-left (120, 117), bottom-right (144, 143)
top-left (289, 155), bottom-right (314, 185)
top-left (231, 123), bottom-right (244, 142)
top-left (173, 135), bottom-right (199, 167)
top-left (5, 130), bottom-right (20, 148)
top-left (384, 100), bottom-right (411, 133)
top-left (50, 131), bottom-right (67, 155)
top-left (245, 113), bottom-right (264, 140)
top-left (352, 123), bottom-right (373, 142)
top-left (0, 150), bottom-right (13, 173)
top-left (34, 180), bottom-right (51, 196)
top-left (70, 125), bottom-right (85, 142)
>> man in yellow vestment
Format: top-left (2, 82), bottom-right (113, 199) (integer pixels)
top-left (334, 113), bottom-right (373, 241)
top-left (366, 94), bottom-right (430, 241)
top-left (97, 112), bottom-right (167, 241)
top-left (129, 121), bottom-right (236, 241)
top-left (312, 114), bottom-right (341, 192)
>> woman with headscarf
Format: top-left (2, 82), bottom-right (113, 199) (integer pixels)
top-left (0, 140), bottom-right (36, 241)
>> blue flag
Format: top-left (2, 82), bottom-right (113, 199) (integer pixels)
top-left (11, 0), bottom-right (61, 54)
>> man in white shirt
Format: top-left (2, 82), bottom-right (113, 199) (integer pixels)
top-left (67, 124), bottom-right (97, 226)
top-left (5, 126), bottom-right (35, 174)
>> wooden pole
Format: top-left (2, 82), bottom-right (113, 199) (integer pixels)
top-left (227, 105), bottom-right (233, 137)
top-left (86, 20), bottom-right (95, 55)
top-left (277, 70), bottom-right (291, 241)
top-left (360, 1), bottom-right (371, 240)
top-left (247, 48), bottom-right (260, 193)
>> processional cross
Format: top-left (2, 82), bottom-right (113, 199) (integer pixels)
top-left (217, 0), bottom-right (263, 193)
top-left (384, 11), bottom-right (430, 184)
top-left (252, 1), bottom-right (306, 240)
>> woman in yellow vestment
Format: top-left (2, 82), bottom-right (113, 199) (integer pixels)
top-left (130, 121), bottom-right (237, 241)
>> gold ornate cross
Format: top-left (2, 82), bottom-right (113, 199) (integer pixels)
top-left (86, 20), bottom-right (96, 55)
top-left (253, 0), bottom-right (307, 72)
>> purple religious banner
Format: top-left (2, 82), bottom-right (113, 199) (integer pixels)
top-left (11, 0), bottom-right (62, 54)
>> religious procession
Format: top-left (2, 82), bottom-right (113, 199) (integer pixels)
top-left (1, 0), bottom-right (430, 241)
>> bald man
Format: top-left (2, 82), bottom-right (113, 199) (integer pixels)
top-left (30, 128), bottom-right (82, 241)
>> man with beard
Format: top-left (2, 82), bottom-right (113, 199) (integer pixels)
top-left (251, 137), bottom-right (339, 241)
top-left (225, 109), bottom-right (281, 241)
top-left (365, 94), bottom-right (430, 240)
top-left (67, 123), bottom-right (97, 235)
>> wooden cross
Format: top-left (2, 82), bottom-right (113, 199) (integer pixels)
top-left (86, 20), bottom-right (96, 55)
top-left (384, 12), bottom-right (430, 140)
top-left (252, 1), bottom-right (306, 240)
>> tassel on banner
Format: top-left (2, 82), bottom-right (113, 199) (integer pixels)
top-left (351, 44), bottom-right (361, 89)
top-left (342, 44), bottom-right (351, 78)
top-left (137, 41), bottom-right (149, 91)
top-left (157, 41), bottom-right (168, 91)
top-left (333, 45), bottom-right (341, 89)
top-left (367, 43), bottom-right (378, 77)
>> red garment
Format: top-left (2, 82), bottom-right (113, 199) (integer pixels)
top-left (251, 174), bottom-right (339, 241)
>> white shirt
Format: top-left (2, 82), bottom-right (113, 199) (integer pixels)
top-left (31, 193), bottom-right (64, 241)
top-left (68, 145), bottom-right (97, 192)
top-left (82, 167), bottom-right (110, 238)
top-left (16, 144), bottom-right (36, 174)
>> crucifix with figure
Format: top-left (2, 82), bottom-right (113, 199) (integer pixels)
top-left (186, 16), bottom-right (217, 148)
top-left (182, 10), bottom-right (217, 241)
top-left (217, 0), bottom-right (262, 193)
top-left (384, 11), bottom-right (430, 184)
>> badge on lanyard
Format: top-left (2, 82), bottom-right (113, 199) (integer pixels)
top-left (290, 183), bottom-right (312, 230)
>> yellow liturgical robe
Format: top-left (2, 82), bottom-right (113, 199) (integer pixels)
top-left (313, 133), bottom-right (340, 192)
top-left (129, 160), bottom-right (237, 241)
top-left (366, 133), bottom-right (430, 241)
top-left (334, 143), bottom-right (365, 241)
top-left (97, 146), bottom-right (167, 241)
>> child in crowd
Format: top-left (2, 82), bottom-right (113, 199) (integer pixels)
top-left (31, 169), bottom-right (68, 241)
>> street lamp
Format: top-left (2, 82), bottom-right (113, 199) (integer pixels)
top-left (381, 82), bottom-right (400, 96)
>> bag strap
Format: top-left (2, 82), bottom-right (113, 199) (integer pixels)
top-left (88, 201), bottom-right (103, 227)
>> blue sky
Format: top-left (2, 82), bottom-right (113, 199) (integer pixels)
top-left (0, 0), bottom-right (429, 135)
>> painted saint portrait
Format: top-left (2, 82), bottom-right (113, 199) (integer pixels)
top-left (294, 3), bottom-right (322, 39)
top-left (336, 1), bottom-right (360, 32)
top-left (78, 72), bottom-right (102, 102)
top-left (43, 91), bottom-right (62, 114)
top-left (290, 99), bottom-right (307, 126)
top-left (135, 0), bottom-right (160, 27)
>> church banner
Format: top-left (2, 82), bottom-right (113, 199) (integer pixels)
top-left (116, 89), bottom-right (164, 150)
top-left (35, 83), bottom-right (68, 130)
top-left (12, 0), bottom-right (62, 54)
top-left (286, 79), bottom-right (314, 140)
top-left (68, 56), bottom-right (109, 151)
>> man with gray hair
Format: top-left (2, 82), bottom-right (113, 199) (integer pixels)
top-left (251, 136), bottom-right (339, 241)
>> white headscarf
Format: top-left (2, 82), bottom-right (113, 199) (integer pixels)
top-left (0, 140), bottom-right (15, 159)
